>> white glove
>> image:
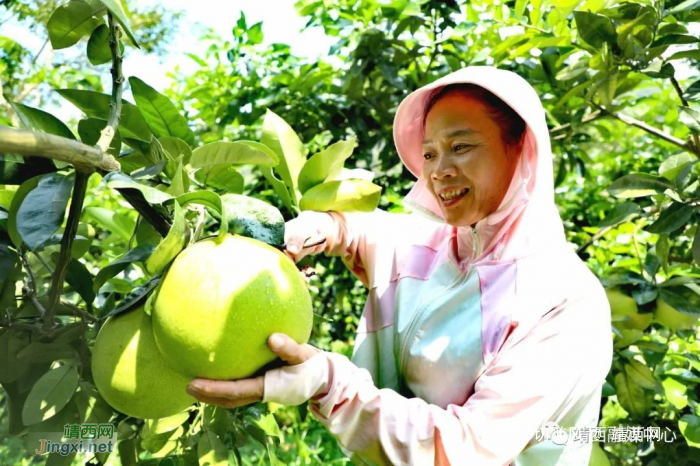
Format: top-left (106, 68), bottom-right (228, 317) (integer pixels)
top-left (283, 211), bottom-right (336, 263)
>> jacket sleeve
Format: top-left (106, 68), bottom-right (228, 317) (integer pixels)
top-left (263, 292), bottom-right (612, 466)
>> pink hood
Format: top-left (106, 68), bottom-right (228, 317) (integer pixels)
top-left (393, 66), bottom-right (567, 263)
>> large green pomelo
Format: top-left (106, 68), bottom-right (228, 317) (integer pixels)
top-left (654, 298), bottom-right (697, 330)
top-left (91, 306), bottom-right (195, 419)
top-left (152, 234), bottom-right (313, 380)
top-left (606, 288), bottom-right (651, 331)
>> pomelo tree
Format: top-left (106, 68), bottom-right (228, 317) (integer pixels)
top-left (1, 0), bottom-right (700, 464)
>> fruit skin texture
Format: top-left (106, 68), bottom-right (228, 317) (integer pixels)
top-left (91, 306), bottom-right (195, 419)
top-left (606, 288), bottom-right (652, 331)
top-left (152, 234), bottom-right (313, 380)
top-left (654, 298), bottom-right (697, 330)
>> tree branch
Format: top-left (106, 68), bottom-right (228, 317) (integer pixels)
top-left (0, 127), bottom-right (120, 172)
top-left (96, 13), bottom-right (124, 153)
top-left (599, 107), bottom-right (695, 154)
top-left (576, 225), bottom-right (615, 257)
top-left (61, 301), bottom-right (98, 323)
top-left (44, 173), bottom-right (90, 333)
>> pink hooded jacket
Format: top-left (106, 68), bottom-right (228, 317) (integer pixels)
top-left (264, 67), bottom-right (613, 465)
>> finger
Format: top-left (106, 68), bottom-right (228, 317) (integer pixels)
top-left (192, 394), bottom-right (261, 409)
top-left (268, 333), bottom-right (319, 365)
top-left (187, 376), bottom-right (264, 400)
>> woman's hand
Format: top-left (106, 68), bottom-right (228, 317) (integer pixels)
top-left (283, 211), bottom-right (334, 263)
top-left (186, 333), bottom-right (320, 409)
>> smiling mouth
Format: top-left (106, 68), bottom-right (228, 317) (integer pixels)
top-left (439, 188), bottom-right (470, 202)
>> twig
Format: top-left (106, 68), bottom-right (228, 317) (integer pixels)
top-left (31, 38), bottom-right (49, 66)
top-left (96, 13), bottom-right (124, 154)
top-left (597, 106), bottom-right (696, 155)
top-left (0, 127), bottom-right (120, 172)
top-left (550, 110), bottom-right (603, 134)
top-left (420, 9), bottom-right (439, 85)
top-left (44, 173), bottom-right (90, 334)
top-left (33, 251), bottom-right (54, 275)
top-left (61, 301), bottom-right (98, 323)
top-left (19, 252), bottom-right (46, 317)
top-left (670, 75), bottom-right (700, 158)
top-left (576, 225), bottom-right (615, 257)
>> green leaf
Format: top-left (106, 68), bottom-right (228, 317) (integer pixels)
top-left (9, 101), bottom-right (76, 140)
top-left (607, 173), bottom-right (674, 198)
top-left (198, 430), bottom-right (228, 466)
top-left (666, 0), bottom-right (700, 14)
top-left (94, 244), bottom-right (154, 291)
top-left (0, 330), bottom-right (30, 383)
top-left (191, 141), bottom-right (279, 168)
top-left (145, 202), bottom-right (187, 275)
top-left (599, 202), bottom-right (640, 227)
top-left (17, 342), bottom-right (78, 364)
top-left (298, 137), bottom-right (357, 194)
top-left (685, 79), bottom-right (700, 99)
top-left (46, 452), bottom-right (77, 466)
top-left (159, 136), bottom-right (192, 165)
top-left (78, 118), bottom-right (121, 156)
top-left (299, 179), bottom-right (381, 212)
top-left (614, 371), bottom-right (650, 418)
top-left (680, 414), bottom-right (700, 444)
top-left (47, 1), bottom-right (102, 50)
top-left (209, 194), bottom-right (283, 245)
top-left (194, 165), bottom-right (245, 193)
top-left (573, 11), bottom-right (617, 50)
top-left (624, 359), bottom-right (659, 390)
top-left (165, 156), bottom-right (187, 197)
top-left (143, 411), bottom-right (190, 437)
top-left (0, 244), bottom-right (18, 285)
top-left (251, 413), bottom-right (282, 440)
top-left (99, 0), bottom-right (139, 48)
top-left (17, 172), bottom-right (74, 251)
top-left (0, 156), bottom-right (57, 185)
top-left (658, 286), bottom-right (700, 317)
top-left (679, 107), bottom-right (700, 133)
top-left (74, 389), bottom-right (112, 424)
top-left (22, 364), bottom-right (79, 426)
top-left (7, 175), bottom-right (43, 248)
top-left (176, 191), bottom-right (228, 240)
top-left (651, 34), bottom-right (699, 47)
top-left (65, 257), bottom-right (96, 306)
top-left (663, 377), bottom-right (688, 410)
top-left (102, 275), bottom-right (160, 319)
top-left (102, 171), bottom-right (174, 204)
top-left (659, 153), bottom-right (695, 182)
top-left (646, 203), bottom-right (693, 234)
top-left (83, 206), bottom-right (135, 243)
top-left (56, 89), bottom-right (151, 141)
top-left (129, 77), bottom-right (194, 145)
top-left (262, 109), bottom-right (307, 203)
top-left (693, 227), bottom-right (700, 266)
top-left (87, 23), bottom-right (124, 65)
top-left (657, 234), bottom-right (670, 273)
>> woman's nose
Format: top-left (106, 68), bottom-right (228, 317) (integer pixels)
top-left (432, 158), bottom-right (457, 180)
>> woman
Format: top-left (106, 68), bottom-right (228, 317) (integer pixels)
top-left (187, 66), bottom-right (613, 465)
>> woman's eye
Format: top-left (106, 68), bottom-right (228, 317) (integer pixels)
top-left (423, 153), bottom-right (435, 160)
top-left (454, 144), bottom-right (471, 152)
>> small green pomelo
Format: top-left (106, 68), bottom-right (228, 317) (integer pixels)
top-left (654, 298), bottom-right (697, 330)
top-left (91, 306), bottom-right (195, 419)
top-left (606, 288), bottom-right (651, 331)
top-left (152, 234), bottom-right (313, 380)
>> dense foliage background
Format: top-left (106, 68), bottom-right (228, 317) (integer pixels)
top-left (1, 0), bottom-right (700, 464)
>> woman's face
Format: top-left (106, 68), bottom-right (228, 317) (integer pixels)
top-left (421, 92), bottom-right (521, 227)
